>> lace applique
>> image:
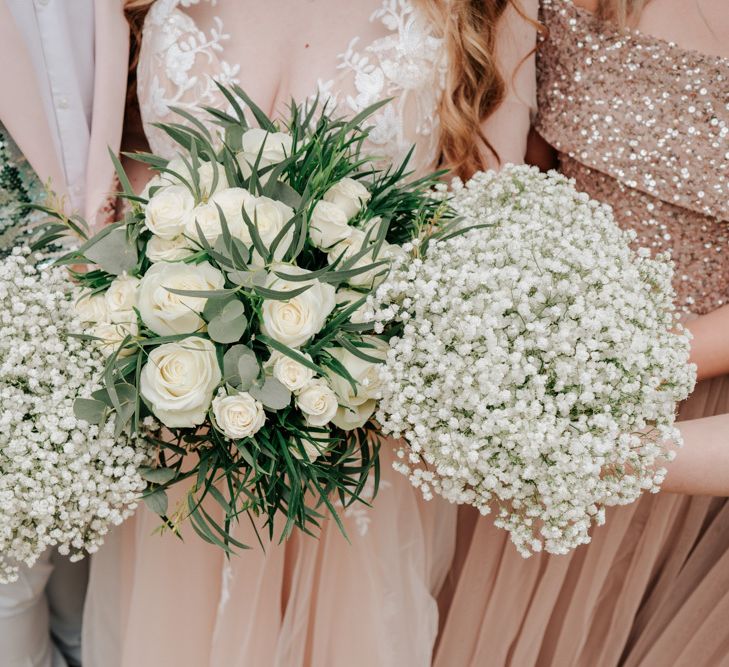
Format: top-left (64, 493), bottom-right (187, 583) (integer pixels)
top-left (139, 0), bottom-right (447, 170)
top-left (320, 0), bottom-right (448, 168)
top-left (139, 0), bottom-right (240, 157)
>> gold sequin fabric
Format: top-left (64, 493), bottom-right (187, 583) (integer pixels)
top-left (536, 0), bottom-right (729, 314)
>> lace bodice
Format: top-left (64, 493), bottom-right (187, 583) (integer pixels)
top-left (137, 0), bottom-right (448, 174)
top-left (536, 0), bottom-right (729, 314)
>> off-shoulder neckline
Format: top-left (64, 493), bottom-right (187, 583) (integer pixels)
top-left (547, 0), bottom-right (729, 67)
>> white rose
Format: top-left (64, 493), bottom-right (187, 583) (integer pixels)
top-left (335, 289), bottom-right (369, 324)
top-left (309, 200), bottom-right (352, 249)
top-left (74, 292), bottom-right (109, 324)
top-left (92, 319), bottom-right (138, 357)
top-left (323, 177), bottom-right (371, 220)
top-left (137, 261), bottom-right (225, 335)
top-left (240, 196), bottom-right (295, 265)
top-left (236, 128), bottom-right (293, 177)
top-left (265, 350), bottom-right (315, 392)
top-left (186, 188), bottom-right (258, 245)
top-left (145, 185), bottom-right (195, 240)
top-left (140, 336), bottom-right (221, 428)
top-left (164, 157), bottom-right (229, 199)
top-left (208, 187), bottom-right (256, 239)
top-left (183, 201), bottom-right (223, 245)
top-left (296, 379), bottom-right (338, 427)
top-left (105, 274), bottom-right (139, 323)
top-left (326, 338), bottom-right (387, 406)
top-left (289, 436), bottom-right (323, 462)
top-left (146, 235), bottom-right (195, 263)
top-left (260, 264), bottom-right (336, 347)
top-left (212, 391), bottom-right (266, 439)
top-left (331, 400), bottom-right (376, 431)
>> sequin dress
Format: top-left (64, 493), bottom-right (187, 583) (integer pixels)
top-left (434, 3), bottom-right (729, 666)
top-left (536, 0), bottom-right (729, 316)
top-left (0, 123), bottom-right (43, 253)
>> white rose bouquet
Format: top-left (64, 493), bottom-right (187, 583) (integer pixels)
top-left (41, 85), bottom-right (446, 548)
top-left (370, 166), bottom-right (696, 556)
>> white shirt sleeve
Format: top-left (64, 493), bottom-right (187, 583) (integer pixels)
top-left (6, 0), bottom-right (95, 211)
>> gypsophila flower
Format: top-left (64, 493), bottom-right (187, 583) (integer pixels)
top-left (370, 165), bottom-right (696, 556)
top-left (0, 248), bottom-right (150, 583)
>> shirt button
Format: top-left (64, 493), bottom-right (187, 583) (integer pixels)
top-left (56, 96), bottom-right (69, 110)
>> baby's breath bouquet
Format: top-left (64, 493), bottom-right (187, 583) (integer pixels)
top-left (370, 166), bottom-right (696, 556)
top-left (0, 248), bottom-right (149, 583)
top-left (41, 85), bottom-right (446, 549)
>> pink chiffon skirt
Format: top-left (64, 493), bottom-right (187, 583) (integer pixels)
top-left (434, 373), bottom-right (729, 667)
top-left (82, 443), bottom-right (457, 667)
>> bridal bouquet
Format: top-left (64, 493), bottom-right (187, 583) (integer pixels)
top-left (370, 165), bottom-right (696, 556)
top-left (0, 248), bottom-right (148, 583)
top-left (45, 85), bottom-right (445, 548)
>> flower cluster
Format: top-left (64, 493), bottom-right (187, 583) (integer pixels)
top-left (49, 87), bottom-right (442, 546)
top-left (370, 165), bottom-right (696, 556)
top-left (0, 248), bottom-right (149, 583)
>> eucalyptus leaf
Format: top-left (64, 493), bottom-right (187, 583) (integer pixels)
top-left (223, 345), bottom-right (257, 386)
top-left (250, 377), bottom-right (291, 410)
top-left (208, 300), bottom-right (248, 344)
top-left (143, 488), bottom-right (169, 516)
top-left (237, 354), bottom-right (260, 391)
top-left (73, 398), bottom-right (107, 425)
top-left (84, 228), bottom-right (138, 275)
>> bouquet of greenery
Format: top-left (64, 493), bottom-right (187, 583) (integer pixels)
top-left (39, 85), bottom-right (448, 550)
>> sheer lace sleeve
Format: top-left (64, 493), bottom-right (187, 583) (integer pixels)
top-left (136, 0), bottom-right (240, 158)
top-left (481, 0), bottom-right (538, 168)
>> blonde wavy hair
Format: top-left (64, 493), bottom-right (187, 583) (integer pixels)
top-left (595, 0), bottom-right (649, 26)
top-left (124, 0), bottom-right (522, 178)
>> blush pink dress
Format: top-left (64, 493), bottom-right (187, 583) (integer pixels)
top-left (81, 2), bottom-right (537, 666)
top-left (434, 2), bottom-right (729, 666)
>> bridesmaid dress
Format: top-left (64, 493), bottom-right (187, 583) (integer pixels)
top-left (435, 2), bottom-right (729, 666)
top-left (82, 1), bottom-right (537, 666)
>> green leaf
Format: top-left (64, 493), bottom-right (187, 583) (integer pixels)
top-left (257, 334), bottom-right (325, 375)
top-left (139, 466), bottom-right (177, 485)
top-left (250, 377), bottom-right (291, 410)
top-left (112, 383), bottom-right (138, 437)
top-left (165, 287), bottom-right (239, 299)
top-left (73, 398), bottom-right (107, 425)
top-left (266, 179), bottom-right (302, 209)
top-left (208, 300), bottom-right (248, 344)
top-left (227, 268), bottom-right (266, 287)
top-left (108, 147), bottom-right (136, 198)
top-left (254, 283), bottom-right (312, 301)
top-left (223, 345), bottom-right (257, 387)
top-left (143, 488), bottom-right (169, 516)
top-left (84, 227), bottom-right (138, 275)
top-left (237, 354), bottom-right (260, 391)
